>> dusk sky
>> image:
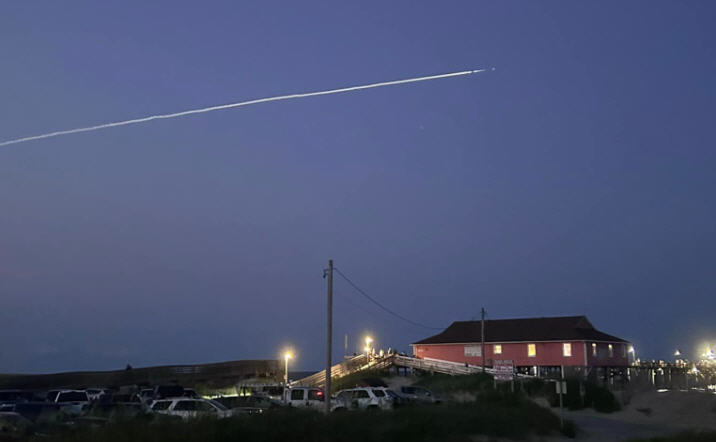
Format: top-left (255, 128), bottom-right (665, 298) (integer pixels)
top-left (1, 1), bottom-right (714, 373)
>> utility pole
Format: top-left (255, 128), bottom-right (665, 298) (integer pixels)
top-left (481, 307), bottom-right (486, 373)
top-left (324, 259), bottom-right (333, 414)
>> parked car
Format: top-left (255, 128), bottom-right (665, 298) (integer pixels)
top-left (282, 387), bottom-right (325, 409)
top-left (12, 402), bottom-right (63, 423)
top-left (138, 389), bottom-right (154, 404)
top-left (151, 385), bottom-right (187, 401)
top-left (398, 386), bottom-right (440, 404)
top-left (150, 398), bottom-right (232, 420)
top-left (51, 390), bottom-right (90, 416)
top-left (254, 385), bottom-right (285, 402)
top-left (85, 388), bottom-right (110, 402)
top-left (333, 387), bottom-right (395, 411)
top-left (213, 396), bottom-right (273, 414)
top-left (101, 393), bottom-right (142, 404)
top-left (45, 390), bottom-right (61, 403)
top-left (182, 388), bottom-right (200, 399)
top-left (83, 402), bottom-right (148, 422)
top-left (0, 390), bottom-right (34, 412)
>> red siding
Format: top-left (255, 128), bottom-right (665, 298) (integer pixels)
top-left (413, 340), bottom-right (627, 367)
top-left (585, 342), bottom-right (629, 367)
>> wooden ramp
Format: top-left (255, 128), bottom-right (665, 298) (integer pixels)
top-left (293, 354), bottom-right (501, 387)
top-left (392, 355), bottom-right (497, 376)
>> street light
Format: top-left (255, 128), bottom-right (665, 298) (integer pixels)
top-left (284, 351), bottom-right (293, 385)
top-left (628, 345), bottom-right (635, 364)
top-left (364, 337), bottom-right (373, 361)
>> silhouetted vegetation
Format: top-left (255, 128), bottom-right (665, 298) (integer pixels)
top-left (518, 377), bottom-right (620, 413)
top-left (28, 398), bottom-right (570, 442)
top-left (627, 431), bottom-right (716, 442)
top-left (414, 372), bottom-right (494, 395)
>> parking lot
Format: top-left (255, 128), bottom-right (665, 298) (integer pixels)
top-left (0, 382), bottom-right (442, 439)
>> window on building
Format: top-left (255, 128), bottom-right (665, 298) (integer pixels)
top-left (592, 343), bottom-right (597, 357)
top-left (608, 344), bottom-right (614, 358)
top-left (465, 345), bottom-right (482, 357)
top-left (622, 344), bottom-right (627, 358)
top-left (494, 344), bottom-right (502, 354)
top-left (527, 343), bottom-right (536, 357)
top-left (563, 343), bottom-right (572, 357)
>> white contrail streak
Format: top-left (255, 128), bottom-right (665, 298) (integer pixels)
top-left (0, 68), bottom-right (486, 147)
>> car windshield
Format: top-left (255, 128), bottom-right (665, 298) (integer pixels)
top-left (209, 400), bottom-right (228, 411)
top-left (152, 401), bottom-right (172, 411)
top-left (57, 391), bottom-right (88, 402)
top-left (263, 387), bottom-right (284, 396)
top-left (0, 392), bottom-right (20, 401)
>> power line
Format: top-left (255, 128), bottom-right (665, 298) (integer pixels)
top-left (333, 267), bottom-right (444, 330)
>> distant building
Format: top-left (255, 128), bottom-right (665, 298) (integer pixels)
top-left (411, 316), bottom-right (630, 376)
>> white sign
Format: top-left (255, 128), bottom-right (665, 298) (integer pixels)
top-left (493, 359), bottom-right (514, 381)
top-left (555, 381), bottom-right (567, 394)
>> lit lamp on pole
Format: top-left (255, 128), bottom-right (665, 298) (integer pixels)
top-left (364, 337), bottom-right (373, 361)
top-left (284, 351), bottom-right (293, 385)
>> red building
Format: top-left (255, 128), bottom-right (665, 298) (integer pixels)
top-left (412, 316), bottom-right (631, 376)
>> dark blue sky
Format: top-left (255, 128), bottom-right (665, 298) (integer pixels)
top-left (1, 1), bottom-right (714, 373)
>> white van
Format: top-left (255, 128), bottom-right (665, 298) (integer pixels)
top-left (282, 387), bottom-right (325, 409)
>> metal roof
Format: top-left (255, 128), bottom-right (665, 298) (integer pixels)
top-left (413, 315), bottom-right (628, 345)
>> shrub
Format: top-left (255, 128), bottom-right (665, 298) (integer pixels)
top-left (583, 382), bottom-right (620, 413)
top-left (414, 372), bottom-right (494, 395)
top-left (627, 430), bottom-right (716, 442)
top-left (561, 419), bottom-right (577, 438)
top-left (29, 395), bottom-right (567, 442)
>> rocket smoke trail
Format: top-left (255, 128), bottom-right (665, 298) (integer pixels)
top-left (0, 69), bottom-right (487, 147)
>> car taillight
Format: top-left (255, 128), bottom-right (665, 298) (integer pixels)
top-left (317, 391), bottom-right (324, 398)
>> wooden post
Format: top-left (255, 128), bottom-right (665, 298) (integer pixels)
top-left (324, 260), bottom-right (333, 414)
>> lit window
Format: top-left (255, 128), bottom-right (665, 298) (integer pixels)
top-left (527, 344), bottom-right (536, 357)
top-left (494, 344), bottom-right (502, 355)
top-left (464, 345), bottom-right (482, 357)
top-left (563, 343), bottom-right (572, 357)
top-left (592, 343), bottom-right (597, 357)
top-left (608, 344), bottom-right (614, 358)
